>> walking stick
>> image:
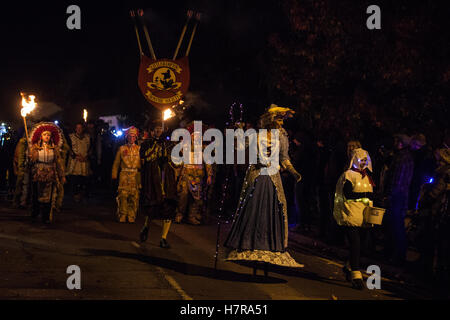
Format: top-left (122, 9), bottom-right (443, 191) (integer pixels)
top-left (137, 9), bottom-right (157, 60)
top-left (214, 169), bottom-right (230, 270)
top-left (213, 103), bottom-right (245, 270)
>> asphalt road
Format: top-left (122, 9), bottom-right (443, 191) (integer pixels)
top-left (0, 192), bottom-right (431, 300)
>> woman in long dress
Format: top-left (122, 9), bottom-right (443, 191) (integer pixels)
top-left (224, 104), bottom-right (304, 272)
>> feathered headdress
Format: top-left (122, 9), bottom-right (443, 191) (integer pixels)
top-left (29, 122), bottom-right (63, 148)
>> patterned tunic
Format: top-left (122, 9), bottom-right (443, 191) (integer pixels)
top-left (30, 144), bottom-right (65, 220)
top-left (66, 133), bottom-right (91, 176)
top-left (112, 143), bottom-right (141, 221)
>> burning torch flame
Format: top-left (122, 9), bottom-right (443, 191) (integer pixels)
top-left (83, 109), bottom-right (88, 122)
top-left (163, 108), bottom-right (175, 121)
top-left (20, 93), bottom-right (37, 117)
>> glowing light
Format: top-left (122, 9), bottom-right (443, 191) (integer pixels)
top-left (163, 108), bottom-right (175, 121)
top-left (83, 109), bottom-right (88, 122)
top-left (54, 120), bottom-right (59, 125)
top-left (20, 93), bottom-right (37, 117)
top-left (428, 178), bottom-right (434, 183)
top-left (116, 130), bottom-right (123, 137)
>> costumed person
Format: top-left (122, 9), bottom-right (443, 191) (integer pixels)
top-left (66, 123), bottom-right (92, 203)
top-left (111, 126), bottom-right (141, 223)
top-left (29, 122), bottom-right (66, 223)
top-left (139, 121), bottom-right (178, 248)
top-left (175, 122), bottom-right (213, 225)
top-left (12, 131), bottom-right (30, 208)
top-left (333, 148), bottom-right (375, 290)
top-left (224, 104), bottom-right (304, 275)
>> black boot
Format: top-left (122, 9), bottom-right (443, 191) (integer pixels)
top-left (160, 238), bottom-right (170, 249)
top-left (139, 226), bottom-right (149, 243)
top-left (350, 271), bottom-right (365, 290)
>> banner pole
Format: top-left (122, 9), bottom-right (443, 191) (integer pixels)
top-left (173, 10), bottom-right (193, 60)
top-left (138, 9), bottom-right (157, 60)
top-left (130, 10), bottom-right (144, 58)
top-left (185, 13), bottom-right (201, 57)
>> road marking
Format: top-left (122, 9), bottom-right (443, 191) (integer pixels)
top-left (132, 241), bottom-right (192, 300)
top-left (156, 267), bottom-right (193, 300)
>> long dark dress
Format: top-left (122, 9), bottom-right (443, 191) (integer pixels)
top-left (224, 129), bottom-right (303, 268)
top-left (140, 137), bottom-right (177, 220)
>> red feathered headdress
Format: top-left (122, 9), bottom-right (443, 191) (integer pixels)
top-left (29, 122), bottom-right (63, 148)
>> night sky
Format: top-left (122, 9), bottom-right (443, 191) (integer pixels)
top-left (1, 1), bottom-right (448, 133)
top-left (0, 0), bottom-right (286, 127)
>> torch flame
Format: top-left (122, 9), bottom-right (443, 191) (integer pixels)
top-left (20, 93), bottom-right (37, 117)
top-left (163, 108), bottom-right (175, 121)
top-left (83, 109), bottom-right (88, 122)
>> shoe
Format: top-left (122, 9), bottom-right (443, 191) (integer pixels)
top-left (140, 226), bottom-right (149, 243)
top-left (187, 217), bottom-right (201, 225)
top-left (160, 238), bottom-right (170, 249)
top-left (350, 271), bottom-right (365, 290)
top-left (351, 278), bottom-right (365, 290)
top-left (342, 266), bottom-right (351, 282)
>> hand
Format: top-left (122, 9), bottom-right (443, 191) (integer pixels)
top-left (62, 177), bottom-right (67, 184)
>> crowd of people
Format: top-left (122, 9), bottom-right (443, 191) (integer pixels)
top-left (0, 105), bottom-right (448, 295)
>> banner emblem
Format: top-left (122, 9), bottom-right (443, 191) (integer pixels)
top-left (138, 56), bottom-right (190, 110)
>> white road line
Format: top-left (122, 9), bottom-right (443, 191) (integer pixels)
top-left (131, 241), bottom-right (192, 300)
top-left (156, 267), bottom-right (193, 300)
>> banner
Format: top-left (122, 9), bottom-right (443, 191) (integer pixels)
top-left (138, 56), bottom-right (190, 110)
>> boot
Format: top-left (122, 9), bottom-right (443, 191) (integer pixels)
top-left (140, 226), bottom-right (149, 243)
top-left (160, 238), bottom-right (170, 249)
top-left (350, 271), bottom-right (365, 290)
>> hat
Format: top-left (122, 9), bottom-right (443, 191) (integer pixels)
top-left (348, 148), bottom-right (373, 172)
top-left (125, 126), bottom-right (139, 137)
top-left (29, 122), bottom-right (63, 148)
top-left (267, 104), bottom-right (295, 118)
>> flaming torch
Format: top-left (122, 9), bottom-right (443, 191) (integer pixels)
top-left (20, 92), bottom-right (37, 143)
top-left (83, 109), bottom-right (88, 123)
top-left (162, 108), bottom-right (175, 131)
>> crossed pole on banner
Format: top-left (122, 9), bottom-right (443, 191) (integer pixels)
top-left (130, 9), bottom-right (157, 60)
top-left (130, 9), bottom-right (201, 61)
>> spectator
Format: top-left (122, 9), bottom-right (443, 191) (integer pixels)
top-left (383, 134), bottom-right (415, 266)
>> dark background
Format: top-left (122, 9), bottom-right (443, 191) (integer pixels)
top-left (0, 0), bottom-right (448, 135)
